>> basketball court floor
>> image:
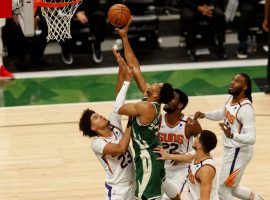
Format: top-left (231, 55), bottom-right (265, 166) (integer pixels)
top-left (1, 1), bottom-right (269, 198)
top-left (0, 58), bottom-right (270, 199)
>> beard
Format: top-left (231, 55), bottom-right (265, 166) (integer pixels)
top-left (163, 104), bottom-right (176, 113)
top-left (228, 87), bottom-right (241, 96)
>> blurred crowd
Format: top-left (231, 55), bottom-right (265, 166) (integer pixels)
top-left (0, 0), bottom-right (267, 78)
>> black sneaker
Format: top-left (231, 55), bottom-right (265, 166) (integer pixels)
top-left (92, 43), bottom-right (103, 64)
top-left (61, 50), bottom-right (73, 65)
top-left (237, 42), bottom-right (248, 59)
top-left (237, 49), bottom-right (248, 59)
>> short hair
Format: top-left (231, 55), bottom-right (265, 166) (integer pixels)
top-left (79, 109), bottom-right (98, 138)
top-left (175, 89), bottom-right (188, 109)
top-left (199, 130), bottom-right (217, 153)
top-left (159, 82), bottom-right (174, 104)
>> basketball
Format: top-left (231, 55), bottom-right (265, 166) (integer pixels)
top-left (108, 4), bottom-right (131, 28)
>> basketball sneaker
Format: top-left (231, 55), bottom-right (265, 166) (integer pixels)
top-left (61, 49), bottom-right (73, 65)
top-left (0, 65), bottom-right (14, 79)
top-left (92, 43), bottom-right (103, 64)
top-left (237, 42), bottom-right (248, 59)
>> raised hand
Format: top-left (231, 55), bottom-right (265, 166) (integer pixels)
top-left (219, 123), bottom-right (233, 138)
top-left (113, 48), bottom-right (134, 81)
top-left (194, 111), bottom-right (205, 120)
top-left (115, 16), bottom-right (132, 38)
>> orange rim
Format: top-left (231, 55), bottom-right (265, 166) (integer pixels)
top-left (34, 0), bottom-right (81, 14)
top-left (35, 0), bottom-right (81, 8)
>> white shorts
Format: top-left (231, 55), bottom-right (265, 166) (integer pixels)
top-left (219, 145), bottom-right (253, 187)
top-left (0, 18), bottom-right (6, 27)
top-left (161, 168), bottom-right (189, 200)
top-left (105, 181), bottom-right (136, 200)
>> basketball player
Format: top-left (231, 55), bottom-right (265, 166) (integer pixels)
top-left (194, 73), bottom-right (264, 199)
top-left (158, 88), bottom-right (202, 199)
top-left (154, 130), bottom-right (218, 200)
top-left (0, 18), bottom-right (13, 79)
top-left (114, 18), bottom-right (180, 200)
top-left (79, 49), bottom-right (135, 200)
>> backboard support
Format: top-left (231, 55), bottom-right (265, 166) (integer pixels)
top-left (13, 0), bottom-right (35, 37)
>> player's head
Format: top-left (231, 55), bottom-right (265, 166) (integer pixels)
top-left (79, 109), bottom-right (109, 138)
top-left (228, 73), bottom-right (252, 102)
top-left (163, 88), bottom-right (188, 113)
top-left (146, 82), bottom-right (174, 104)
top-left (193, 130), bottom-right (217, 153)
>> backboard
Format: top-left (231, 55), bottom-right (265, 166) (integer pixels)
top-left (12, 0), bottom-right (34, 37)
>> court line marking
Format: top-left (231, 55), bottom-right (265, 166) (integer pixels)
top-left (13, 59), bottom-right (267, 79)
top-left (0, 93), bottom-right (268, 128)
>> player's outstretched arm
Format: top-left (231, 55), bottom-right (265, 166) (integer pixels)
top-left (116, 17), bottom-right (148, 94)
top-left (153, 146), bottom-right (195, 163)
top-left (113, 48), bottom-right (133, 94)
top-left (103, 121), bottom-right (132, 157)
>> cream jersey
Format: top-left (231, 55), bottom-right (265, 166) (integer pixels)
top-left (91, 111), bottom-right (135, 185)
top-left (187, 157), bottom-right (218, 200)
top-left (205, 96), bottom-right (256, 148)
top-left (158, 113), bottom-right (193, 171)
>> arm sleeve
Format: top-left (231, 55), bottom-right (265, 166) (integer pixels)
top-left (109, 81), bottom-right (130, 129)
top-left (232, 105), bottom-right (256, 145)
top-left (91, 138), bottom-right (107, 155)
top-left (205, 107), bottom-right (225, 121)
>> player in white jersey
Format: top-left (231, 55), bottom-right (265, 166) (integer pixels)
top-left (79, 50), bottom-right (135, 200)
top-left (154, 130), bottom-right (218, 200)
top-left (195, 73), bottom-right (264, 200)
top-left (158, 88), bottom-right (202, 199)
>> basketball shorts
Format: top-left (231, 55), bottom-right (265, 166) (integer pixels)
top-left (105, 180), bottom-right (136, 200)
top-left (161, 168), bottom-right (189, 200)
top-left (219, 145), bottom-right (254, 188)
top-left (134, 149), bottom-right (165, 200)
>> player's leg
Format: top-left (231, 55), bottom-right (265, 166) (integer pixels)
top-left (161, 169), bottom-right (187, 200)
top-left (0, 18), bottom-right (13, 78)
top-left (161, 178), bottom-right (180, 200)
top-left (135, 150), bottom-right (166, 200)
top-left (230, 146), bottom-right (264, 199)
top-left (218, 146), bottom-right (239, 200)
top-left (232, 185), bottom-right (264, 200)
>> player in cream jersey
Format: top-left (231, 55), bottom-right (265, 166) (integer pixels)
top-left (154, 130), bottom-right (218, 200)
top-left (188, 157), bottom-right (218, 200)
top-left (158, 89), bottom-right (202, 199)
top-left (195, 73), bottom-right (263, 200)
top-left (79, 50), bottom-right (135, 200)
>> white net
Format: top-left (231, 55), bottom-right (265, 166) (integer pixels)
top-left (41, 0), bottom-right (81, 42)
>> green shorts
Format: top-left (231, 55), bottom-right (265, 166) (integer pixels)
top-left (134, 148), bottom-right (165, 200)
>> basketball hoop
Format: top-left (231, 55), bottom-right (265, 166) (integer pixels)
top-left (35, 0), bottom-right (82, 42)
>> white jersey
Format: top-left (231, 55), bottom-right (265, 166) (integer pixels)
top-left (223, 97), bottom-right (254, 148)
top-left (158, 113), bottom-right (193, 171)
top-left (205, 96), bottom-right (256, 148)
top-left (187, 157), bottom-right (218, 200)
top-left (91, 111), bottom-right (135, 185)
